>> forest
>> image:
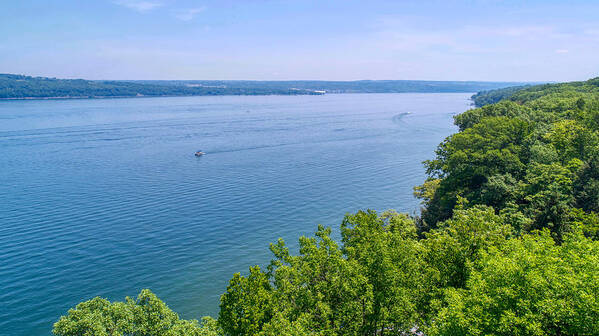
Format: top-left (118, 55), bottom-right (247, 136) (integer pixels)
top-left (470, 85), bottom-right (531, 107)
top-left (53, 78), bottom-right (599, 335)
top-left (0, 74), bottom-right (522, 99)
top-left (0, 74), bottom-right (323, 98)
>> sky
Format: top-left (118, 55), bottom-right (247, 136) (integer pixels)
top-left (1, 0), bottom-right (598, 82)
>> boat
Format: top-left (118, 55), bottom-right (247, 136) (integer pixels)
top-left (195, 150), bottom-right (206, 157)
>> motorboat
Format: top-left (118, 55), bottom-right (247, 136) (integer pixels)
top-left (195, 150), bottom-right (206, 157)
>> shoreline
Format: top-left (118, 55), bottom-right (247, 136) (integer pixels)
top-left (0, 91), bottom-right (482, 102)
top-left (0, 92), bottom-right (327, 101)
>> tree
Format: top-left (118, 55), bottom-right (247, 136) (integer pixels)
top-left (429, 231), bottom-right (599, 336)
top-left (423, 203), bottom-right (512, 290)
top-left (521, 162), bottom-right (579, 241)
top-left (218, 266), bottom-right (273, 336)
top-left (267, 225), bottom-right (369, 335)
top-left (53, 289), bottom-right (217, 336)
top-left (420, 116), bottom-right (531, 227)
top-left (341, 210), bottom-right (423, 334)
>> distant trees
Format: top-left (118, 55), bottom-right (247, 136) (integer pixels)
top-left (470, 85), bottom-right (530, 107)
top-left (0, 74), bottom-right (522, 99)
top-left (0, 74), bottom-right (323, 99)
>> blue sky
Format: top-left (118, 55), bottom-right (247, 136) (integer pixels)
top-left (1, 0), bottom-right (598, 81)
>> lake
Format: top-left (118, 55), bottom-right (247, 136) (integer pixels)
top-left (0, 93), bottom-right (471, 335)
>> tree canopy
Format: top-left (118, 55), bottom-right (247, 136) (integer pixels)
top-left (419, 77), bottom-right (599, 242)
top-left (53, 289), bottom-right (221, 336)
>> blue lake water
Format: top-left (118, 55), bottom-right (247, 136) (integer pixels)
top-left (0, 93), bottom-right (471, 335)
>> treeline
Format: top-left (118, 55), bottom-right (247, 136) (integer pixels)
top-left (470, 85), bottom-right (530, 107)
top-left (0, 74), bottom-right (323, 99)
top-left (53, 78), bottom-right (599, 335)
top-left (0, 73), bottom-right (524, 99)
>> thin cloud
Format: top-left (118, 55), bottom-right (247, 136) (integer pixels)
top-left (114, 0), bottom-right (163, 12)
top-left (555, 49), bottom-right (569, 54)
top-left (173, 7), bottom-right (206, 21)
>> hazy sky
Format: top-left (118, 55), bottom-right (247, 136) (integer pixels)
top-left (1, 0), bottom-right (598, 81)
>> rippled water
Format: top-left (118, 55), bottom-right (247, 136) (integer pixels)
top-left (0, 93), bottom-right (470, 335)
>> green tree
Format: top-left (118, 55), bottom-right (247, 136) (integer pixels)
top-left (218, 266), bottom-right (273, 336)
top-left (423, 203), bottom-right (512, 290)
top-left (341, 210), bottom-right (423, 334)
top-left (429, 231), bottom-right (599, 336)
top-left (421, 116), bottom-right (531, 227)
top-left (53, 289), bottom-right (215, 336)
top-left (267, 225), bottom-right (368, 335)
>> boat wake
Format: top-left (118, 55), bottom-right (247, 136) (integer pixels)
top-left (391, 112), bottom-right (412, 124)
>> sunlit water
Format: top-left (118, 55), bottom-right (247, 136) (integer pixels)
top-left (0, 93), bottom-right (471, 335)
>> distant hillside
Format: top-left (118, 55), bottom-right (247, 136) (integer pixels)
top-left (471, 85), bottom-right (531, 107)
top-left (0, 74), bottom-right (526, 99)
top-left (137, 79), bottom-right (526, 93)
top-left (472, 78), bottom-right (599, 107)
top-left (0, 74), bottom-right (323, 99)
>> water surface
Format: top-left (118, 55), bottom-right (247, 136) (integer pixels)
top-left (0, 93), bottom-right (471, 335)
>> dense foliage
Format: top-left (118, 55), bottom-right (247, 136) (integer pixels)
top-left (419, 77), bottom-right (599, 241)
top-left (54, 78), bottom-right (599, 335)
top-left (215, 207), bottom-right (598, 336)
top-left (53, 289), bottom-right (222, 336)
top-left (0, 74), bottom-right (522, 99)
top-left (470, 85), bottom-right (530, 107)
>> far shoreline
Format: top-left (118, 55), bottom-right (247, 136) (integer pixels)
top-left (0, 92), bottom-right (327, 101)
top-left (0, 91), bottom-right (484, 102)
